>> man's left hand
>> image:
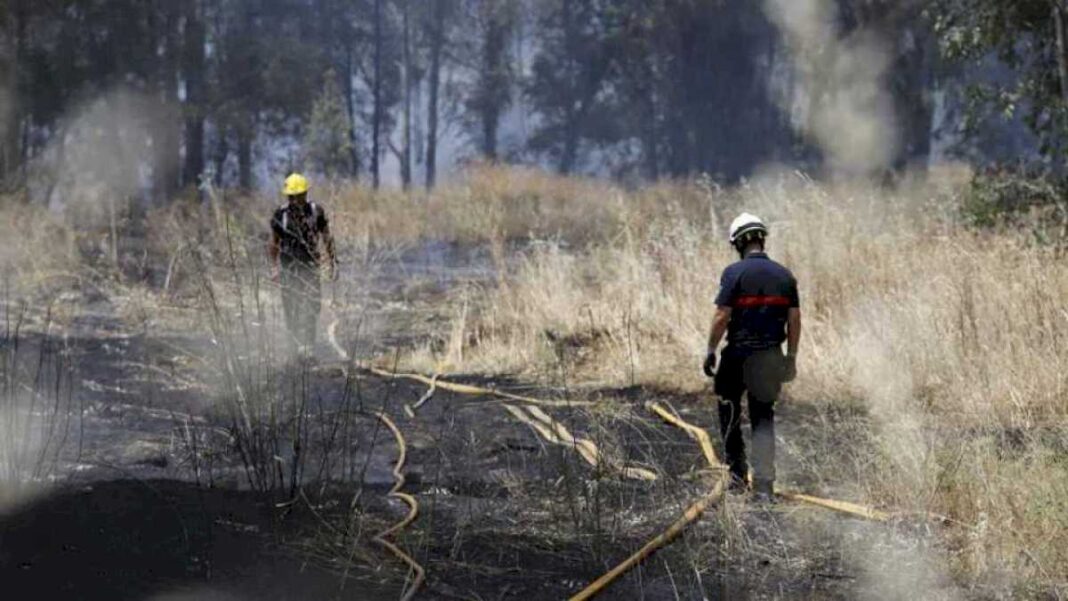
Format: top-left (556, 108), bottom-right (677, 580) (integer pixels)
top-left (783, 355), bottom-right (797, 383)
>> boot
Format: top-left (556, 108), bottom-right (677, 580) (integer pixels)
top-left (727, 473), bottom-right (750, 494)
top-left (752, 479), bottom-right (775, 504)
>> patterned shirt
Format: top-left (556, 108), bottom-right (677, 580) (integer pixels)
top-left (271, 201), bottom-right (329, 266)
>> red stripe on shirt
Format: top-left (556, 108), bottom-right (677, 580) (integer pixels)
top-left (734, 295), bottom-right (791, 308)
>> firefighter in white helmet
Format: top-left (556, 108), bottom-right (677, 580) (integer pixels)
top-left (703, 213), bottom-right (802, 503)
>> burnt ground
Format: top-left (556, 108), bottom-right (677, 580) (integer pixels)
top-left (0, 242), bottom-right (962, 601)
top-left (0, 479), bottom-right (398, 601)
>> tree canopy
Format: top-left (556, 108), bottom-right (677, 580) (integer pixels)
top-left (0, 0), bottom-right (1058, 198)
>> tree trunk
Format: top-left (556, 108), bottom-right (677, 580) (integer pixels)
top-left (0, 0), bottom-right (23, 181)
top-left (558, 0), bottom-right (576, 174)
top-left (238, 129), bottom-right (253, 190)
top-left (401, 0), bottom-right (412, 189)
top-left (372, 0), bottom-right (382, 189)
top-left (156, 3), bottom-right (182, 201)
top-left (1055, 4), bottom-right (1068, 104)
top-left (183, 0), bottom-right (206, 190)
top-left (482, 107), bottom-right (499, 160)
top-left (426, 0), bottom-right (445, 189)
top-left (644, 81), bottom-right (660, 181)
top-left (560, 121), bottom-right (578, 175)
top-left (480, 1), bottom-right (507, 161)
top-left (345, 44), bottom-right (360, 180)
top-left (236, 0), bottom-right (258, 191)
top-left (213, 131), bottom-right (229, 187)
top-left (895, 23), bottom-right (935, 171)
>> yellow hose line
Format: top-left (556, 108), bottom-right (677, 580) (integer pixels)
top-left (327, 312), bottom-right (646, 482)
top-left (572, 405), bottom-right (891, 600)
top-left (569, 478), bottom-right (727, 601)
top-left (369, 366), bottom-right (591, 407)
top-left (647, 402), bottom-right (721, 470)
top-left (373, 411), bottom-right (426, 601)
top-left (568, 405), bottom-right (728, 601)
top-left (330, 310), bottom-right (886, 601)
top-left (524, 406), bottom-right (657, 481)
top-left (504, 405), bottom-right (658, 482)
top-left (405, 373), bottom-right (440, 418)
top-left (326, 317), bottom-right (588, 408)
top-left (648, 401), bottom-right (890, 522)
top-left (777, 491), bottom-right (890, 522)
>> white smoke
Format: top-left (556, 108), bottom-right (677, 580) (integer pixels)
top-left (836, 281), bottom-right (965, 601)
top-left (844, 299), bottom-right (930, 495)
top-left (29, 89), bottom-right (175, 223)
top-left (0, 403), bottom-right (62, 512)
top-left (842, 521), bottom-right (964, 601)
top-left (764, 0), bottom-right (900, 176)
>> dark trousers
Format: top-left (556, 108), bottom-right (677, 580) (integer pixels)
top-left (713, 348), bottom-right (785, 490)
top-left (280, 261), bottom-right (321, 348)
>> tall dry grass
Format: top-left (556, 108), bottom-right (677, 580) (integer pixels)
top-left (0, 200), bottom-right (86, 511)
top-left (322, 164), bottom-right (714, 246)
top-left (390, 167), bottom-right (1066, 594)
top-left (3, 166), bottom-right (1064, 594)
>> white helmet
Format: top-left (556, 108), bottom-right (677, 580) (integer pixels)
top-left (729, 212), bottom-right (768, 246)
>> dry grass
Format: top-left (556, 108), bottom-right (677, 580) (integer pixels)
top-left (390, 167), bottom-right (1066, 594)
top-left (0, 199), bottom-right (94, 510)
top-left (3, 166), bottom-right (1065, 595)
top-left (320, 164), bottom-right (713, 247)
top-left (0, 203), bottom-right (84, 295)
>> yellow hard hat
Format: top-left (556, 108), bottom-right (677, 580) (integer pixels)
top-left (283, 173), bottom-right (310, 196)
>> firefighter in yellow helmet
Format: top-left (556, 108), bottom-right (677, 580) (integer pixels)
top-left (268, 173), bottom-right (338, 353)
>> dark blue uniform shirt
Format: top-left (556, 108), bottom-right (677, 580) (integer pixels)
top-left (715, 252), bottom-right (799, 353)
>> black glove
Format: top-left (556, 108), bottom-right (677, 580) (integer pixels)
top-left (702, 350), bottom-right (717, 378)
top-left (783, 355), bottom-right (797, 383)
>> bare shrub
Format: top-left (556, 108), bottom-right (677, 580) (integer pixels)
top-left (0, 300), bottom-right (79, 509)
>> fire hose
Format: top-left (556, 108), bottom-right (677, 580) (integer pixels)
top-left (373, 411), bottom-right (425, 601)
top-left (326, 310), bottom-right (894, 600)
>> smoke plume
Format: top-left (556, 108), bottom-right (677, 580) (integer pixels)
top-left (29, 89), bottom-right (175, 222)
top-left (763, 0), bottom-right (900, 176)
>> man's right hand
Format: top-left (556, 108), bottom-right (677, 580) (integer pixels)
top-left (702, 350), bottom-right (717, 378)
top-left (270, 266), bottom-right (281, 283)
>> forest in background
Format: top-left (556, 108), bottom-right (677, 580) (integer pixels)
top-left (1, 3), bottom-right (1067, 598)
top-left (0, 0), bottom-right (1066, 199)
